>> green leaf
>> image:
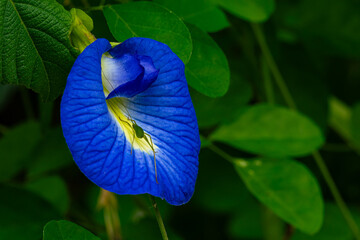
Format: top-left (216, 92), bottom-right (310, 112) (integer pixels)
top-left (103, 2), bottom-right (192, 64)
top-left (43, 220), bottom-right (101, 240)
top-left (292, 203), bottom-right (360, 240)
top-left (27, 127), bottom-right (73, 178)
top-left (185, 24), bottom-right (230, 97)
top-left (154, 0), bottom-right (229, 32)
top-left (234, 158), bottom-right (324, 234)
top-left (26, 176), bottom-right (70, 215)
top-left (0, 0), bottom-right (77, 101)
top-left (190, 71), bottom-right (251, 127)
top-left (216, 0), bottom-right (275, 22)
top-left (351, 102), bottom-right (360, 145)
top-left (71, 8), bottom-right (93, 31)
top-left (0, 121), bottom-right (41, 181)
top-left (0, 185), bottom-right (59, 240)
top-left (211, 104), bottom-right (325, 157)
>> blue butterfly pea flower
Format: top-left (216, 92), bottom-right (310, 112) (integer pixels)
top-left (60, 38), bottom-right (200, 205)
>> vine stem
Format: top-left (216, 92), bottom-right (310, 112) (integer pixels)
top-left (149, 195), bottom-right (169, 240)
top-left (312, 151), bottom-right (360, 238)
top-left (251, 22), bottom-right (360, 239)
top-left (251, 23), bottom-right (297, 110)
top-left (208, 144), bottom-right (234, 163)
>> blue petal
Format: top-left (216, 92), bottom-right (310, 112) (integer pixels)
top-left (105, 53), bottom-right (159, 99)
top-left (61, 38), bottom-right (200, 205)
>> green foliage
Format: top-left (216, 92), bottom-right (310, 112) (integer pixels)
top-left (211, 104), bottom-right (325, 157)
top-left (234, 158), bottom-right (323, 234)
top-left (0, 185), bottom-right (60, 240)
top-left (71, 8), bottom-right (94, 31)
top-left (27, 127), bottom-right (73, 178)
top-left (103, 2), bottom-right (192, 64)
top-left (0, 0), bottom-right (77, 101)
top-left (274, 51), bottom-right (329, 132)
top-left (0, 121), bottom-right (41, 181)
top-left (191, 71), bottom-right (252, 127)
top-left (228, 198), bottom-right (264, 239)
top-left (26, 175), bottom-right (70, 215)
top-left (216, 0), bottom-right (275, 22)
top-left (185, 24), bottom-right (230, 97)
top-left (194, 149), bottom-right (251, 213)
top-left (292, 203), bottom-right (360, 240)
top-left (43, 220), bottom-right (101, 240)
top-left (154, 0), bottom-right (229, 32)
top-left (2, 0), bottom-right (360, 239)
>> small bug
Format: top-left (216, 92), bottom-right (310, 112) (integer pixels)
top-left (128, 118), bottom-right (158, 184)
top-left (107, 101), bottom-right (158, 184)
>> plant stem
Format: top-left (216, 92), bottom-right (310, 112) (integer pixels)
top-left (88, 5), bottom-right (105, 11)
top-left (312, 151), bottom-right (360, 239)
top-left (251, 22), bottom-right (360, 239)
top-left (261, 55), bottom-right (275, 104)
top-left (251, 23), bottom-right (297, 110)
top-left (208, 144), bottom-right (234, 163)
top-left (97, 189), bottom-right (122, 240)
top-left (149, 195), bottom-right (169, 240)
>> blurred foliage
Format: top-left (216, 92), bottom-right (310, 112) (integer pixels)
top-left (1, 0), bottom-right (360, 239)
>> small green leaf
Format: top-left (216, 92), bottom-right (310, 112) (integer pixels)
top-left (43, 220), bottom-right (101, 240)
top-left (0, 0), bottom-right (77, 101)
top-left (71, 8), bottom-right (93, 31)
top-left (216, 0), bottom-right (275, 22)
top-left (211, 104), bottom-right (325, 157)
top-left (154, 0), bottom-right (229, 32)
top-left (26, 176), bottom-right (70, 215)
top-left (234, 158), bottom-right (324, 234)
top-left (103, 2), bottom-right (192, 64)
top-left (0, 121), bottom-right (41, 181)
top-left (0, 185), bottom-right (59, 240)
top-left (185, 24), bottom-right (230, 97)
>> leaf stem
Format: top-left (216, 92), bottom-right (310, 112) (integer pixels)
top-left (97, 189), bottom-right (122, 240)
top-left (261, 55), bottom-right (275, 104)
top-left (88, 5), bottom-right (105, 11)
top-left (251, 23), bottom-right (297, 110)
top-left (251, 22), bottom-right (360, 239)
top-left (149, 195), bottom-right (169, 240)
top-left (312, 151), bottom-right (360, 239)
top-left (208, 143), bottom-right (234, 163)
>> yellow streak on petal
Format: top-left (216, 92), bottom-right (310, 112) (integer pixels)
top-left (106, 97), bottom-right (156, 154)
